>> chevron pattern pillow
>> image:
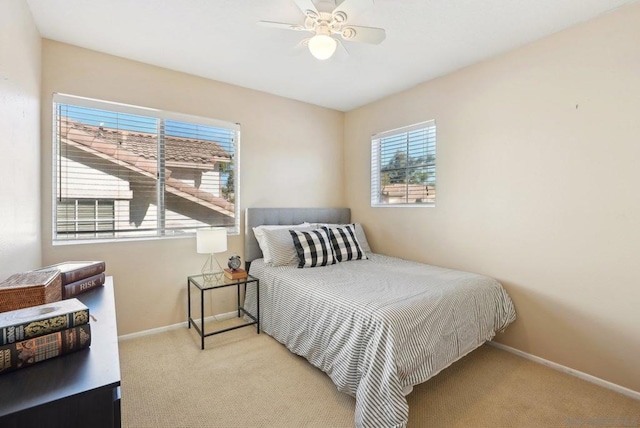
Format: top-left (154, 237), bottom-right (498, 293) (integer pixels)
top-left (289, 228), bottom-right (336, 268)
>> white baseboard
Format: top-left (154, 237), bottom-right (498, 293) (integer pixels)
top-left (488, 341), bottom-right (640, 401)
top-left (118, 311), bottom-right (237, 342)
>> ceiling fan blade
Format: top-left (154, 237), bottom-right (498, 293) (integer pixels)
top-left (291, 38), bottom-right (311, 56)
top-left (333, 39), bottom-right (350, 62)
top-left (340, 25), bottom-right (386, 44)
top-left (294, 0), bottom-right (319, 19)
top-left (332, 0), bottom-right (374, 22)
top-left (258, 21), bottom-right (307, 31)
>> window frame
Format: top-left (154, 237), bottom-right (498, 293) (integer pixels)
top-left (370, 120), bottom-right (437, 208)
top-left (52, 93), bottom-right (241, 245)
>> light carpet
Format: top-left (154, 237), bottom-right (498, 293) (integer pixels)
top-left (119, 323), bottom-right (640, 427)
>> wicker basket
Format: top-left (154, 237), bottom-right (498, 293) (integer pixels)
top-left (0, 270), bottom-right (62, 313)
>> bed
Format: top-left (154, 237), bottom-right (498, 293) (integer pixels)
top-left (243, 207), bottom-right (516, 428)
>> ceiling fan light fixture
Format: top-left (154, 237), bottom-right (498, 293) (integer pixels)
top-left (308, 34), bottom-right (337, 60)
top-left (259, 0), bottom-right (385, 60)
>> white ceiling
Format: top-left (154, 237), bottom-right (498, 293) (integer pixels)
top-left (26, 0), bottom-right (637, 112)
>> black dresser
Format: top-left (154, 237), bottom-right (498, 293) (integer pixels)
top-left (0, 278), bottom-right (121, 428)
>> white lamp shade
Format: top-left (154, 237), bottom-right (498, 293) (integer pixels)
top-left (308, 34), bottom-right (337, 60)
top-left (196, 228), bottom-right (228, 254)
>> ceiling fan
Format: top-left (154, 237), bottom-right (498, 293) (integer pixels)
top-left (258, 0), bottom-right (386, 60)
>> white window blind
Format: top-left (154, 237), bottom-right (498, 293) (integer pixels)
top-left (371, 120), bottom-right (436, 207)
top-left (53, 93), bottom-right (240, 243)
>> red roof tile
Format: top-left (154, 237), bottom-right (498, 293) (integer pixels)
top-left (60, 119), bottom-right (234, 216)
top-left (66, 120), bottom-right (231, 165)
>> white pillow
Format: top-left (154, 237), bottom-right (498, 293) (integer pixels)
top-left (253, 223), bottom-right (310, 264)
top-left (261, 226), bottom-right (315, 266)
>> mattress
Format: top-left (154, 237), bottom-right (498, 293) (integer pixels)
top-left (245, 253), bottom-right (516, 427)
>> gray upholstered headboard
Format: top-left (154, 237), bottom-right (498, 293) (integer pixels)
top-left (244, 207), bottom-right (351, 265)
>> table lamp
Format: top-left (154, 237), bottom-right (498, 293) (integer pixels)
top-left (196, 227), bottom-right (227, 281)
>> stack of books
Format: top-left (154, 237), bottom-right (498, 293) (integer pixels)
top-left (0, 298), bottom-right (91, 374)
top-left (36, 261), bottom-right (106, 299)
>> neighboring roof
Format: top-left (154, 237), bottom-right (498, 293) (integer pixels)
top-left (68, 120), bottom-right (231, 166)
top-left (60, 119), bottom-right (235, 216)
top-left (381, 184), bottom-right (436, 204)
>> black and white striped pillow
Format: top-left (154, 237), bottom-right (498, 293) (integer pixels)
top-left (323, 224), bottom-right (367, 262)
top-left (262, 226), bottom-right (315, 266)
top-left (289, 228), bottom-right (336, 268)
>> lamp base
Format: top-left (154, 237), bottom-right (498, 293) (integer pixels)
top-left (201, 254), bottom-right (223, 282)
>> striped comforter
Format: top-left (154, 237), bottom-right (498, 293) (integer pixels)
top-left (246, 254), bottom-right (516, 427)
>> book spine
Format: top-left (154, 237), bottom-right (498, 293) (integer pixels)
top-left (0, 308), bottom-right (90, 346)
top-left (61, 262), bottom-right (106, 285)
top-left (0, 324), bottom-right (92, 374)
top-left (62, 273), bottom-right (105, 299)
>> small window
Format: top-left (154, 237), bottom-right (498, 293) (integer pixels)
top-left (52, 94), bottom-right (240, 243)
top-left (371, 120), bottom-right (436, 207)
top-left (57, 199), bottom-right (115, 239)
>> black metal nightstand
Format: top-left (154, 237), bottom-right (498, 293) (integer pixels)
top-left (187, 273), bottom-right (260, 349)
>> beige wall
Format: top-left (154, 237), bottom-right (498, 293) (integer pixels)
top-left (41, 40), bottom-right (344, 335)
top-left (344, 4), bottom-right (640, 392)
top-left (8, 0), bottom-right (638, 395)
top-left (0, 0), bottom-right (41, 277)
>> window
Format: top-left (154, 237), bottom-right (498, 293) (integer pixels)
top-left (371, 121), bottom-right (436, 207)
top-left (53, 94), bottom-right (240, 243)
top-left (57, 199), bottom-right (115, 238)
